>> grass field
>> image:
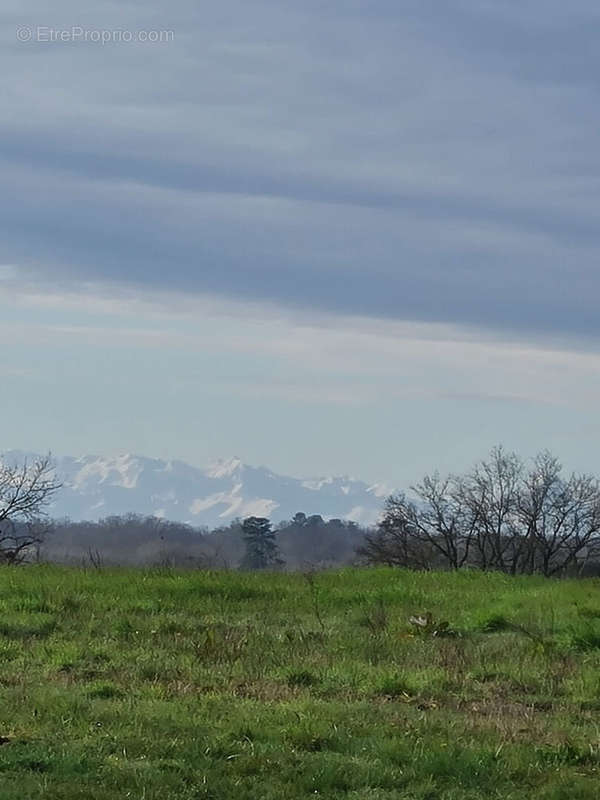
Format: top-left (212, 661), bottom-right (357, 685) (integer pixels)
top-left (1, 566), bottom-right (600, 798)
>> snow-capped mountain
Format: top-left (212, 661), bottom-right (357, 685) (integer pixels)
top-left (2, 451), bottom-right (393, 527)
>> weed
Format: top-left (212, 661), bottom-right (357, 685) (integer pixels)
top-left (479, 613), bottom-right (512, 632)
top-left (303, 571), bottom-right (326, 634)
top-left (569, 624), bottom-right (600, 651)
top-left (86, 681), bottom-right (123, 699)
top-left (286, 669), bottom-right (318, 687)
top-left (360, 597), bottom-right (389, 634)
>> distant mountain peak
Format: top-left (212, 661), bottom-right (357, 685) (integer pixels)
top-left (1, 450), bottom-right (393, 527)
top-left (205, 456), bottom-right (244, 479)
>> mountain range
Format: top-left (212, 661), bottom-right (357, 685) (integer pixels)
top-left (3, 451), bottom-right (393, 527)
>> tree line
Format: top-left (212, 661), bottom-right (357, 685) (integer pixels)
top-left (2, 448), bottom-right (600, 576)
top-left (360, 447), bottom-right (600, 577)
top-left (39, 511), bottom-right (366, 569)
top-left (0, 457), bottom-right (365, 568)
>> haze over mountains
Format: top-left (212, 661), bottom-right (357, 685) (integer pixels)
top-left (3, 452), bottom-right (392, 527)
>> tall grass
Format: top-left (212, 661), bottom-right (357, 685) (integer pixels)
top-left (0, 565), bottom-right (599, 798)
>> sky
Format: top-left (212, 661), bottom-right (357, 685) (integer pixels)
top-left (2, 0), bottom-right (600, 487)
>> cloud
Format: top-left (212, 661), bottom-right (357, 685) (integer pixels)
top-left (2, 0), bottom-right (600, 338)
top-left (3, 282), bottom-right (600, 414)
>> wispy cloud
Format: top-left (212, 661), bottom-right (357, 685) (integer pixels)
top-left (2, 285), bottom-right (600, 413)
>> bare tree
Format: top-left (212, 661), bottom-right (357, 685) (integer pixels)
top-left (411, 473), bottom-right (476, 569)
top-left (0, 455), bottom-right (61, 564)
top-left (518, 452), bottom-right (600, 576)
top-left (457, 446), bottom-right (523, 573)
top-left (358, 495), bottom-right (431, 568)
top-left (362, 446), bottom-right (600, 577)
top-left (462, 449), bottom-right (600, 576)
top-left (360, 475), bottom-right (476, 570)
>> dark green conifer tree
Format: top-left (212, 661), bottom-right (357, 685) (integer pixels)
top-left (241, 516), bottom-right (283, 569)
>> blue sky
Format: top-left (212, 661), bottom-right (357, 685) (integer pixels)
top-left (2, 0), bottom-right (600, 486)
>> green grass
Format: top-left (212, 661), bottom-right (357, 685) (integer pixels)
top-left (1, 566), bottom-right (600, 798)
